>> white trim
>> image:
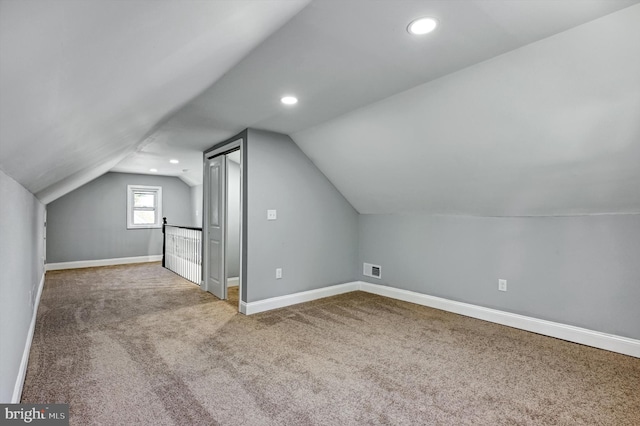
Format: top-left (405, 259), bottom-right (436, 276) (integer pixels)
top-left (242, 280), bottom-right (640, 358)
top-left (45, 255), bottom-right (162, 271)
top-left (227, 277), bottom-right (239, 287)
top-left (127, 185), bottom-right (163, 229)
top-left (237, 142), bottom-right (244, 314)
top-left (242, 282), bottom-right (359, 315)
top-left (204, 139), bottom-right (242, 160)
top-left (12, 273), bottom-right (45, 403)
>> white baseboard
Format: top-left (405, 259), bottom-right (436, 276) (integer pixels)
top-left (227, 277), bottom-right (239, 287)
top-left (243, 280), bottom-right (640, 358)
top-left (45, 255), bottom-right (163, 271)
top-left (242, 282), bottom-right (359, 315)
top-left (12, 273), bottom-right (45, 403)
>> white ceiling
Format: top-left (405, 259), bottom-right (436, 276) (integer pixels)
top-left (0, 0), bottom-right (310, 202)
top-left (114, 0), bottom-right (640, 191)
top-left (2, 0), bottom-right (639, 216)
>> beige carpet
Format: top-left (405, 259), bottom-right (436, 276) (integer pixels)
top-left (22, 263), bottom-right (639, 425)
top-left (226, 285), bottom-right (239, 309)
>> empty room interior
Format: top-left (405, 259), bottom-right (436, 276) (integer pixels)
top-left (1, 1), bottom-right (639, 424)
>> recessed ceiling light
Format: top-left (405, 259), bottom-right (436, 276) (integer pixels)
top-left (281, 96), bottom-right (298, 105)
top-left (149, 168), bottom-right (158, 172)
top-left (169, 159), bottom-right (179, 164)
top-left (407, 17), bottom-right (438, 35)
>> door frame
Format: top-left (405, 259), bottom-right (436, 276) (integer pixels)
top-left (203, 131), bottom-right (246, 311)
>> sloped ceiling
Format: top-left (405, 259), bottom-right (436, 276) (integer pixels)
top-left (1, 0), bottom-right (639, 216)
top-left (113, 0), bottom-right (640, 195)
top-left (0, 0), bottom-right (310, 203)
top-left (294, 3), bottom-right (640, 215)
top-left (111, 0), bottom-right (640, 217)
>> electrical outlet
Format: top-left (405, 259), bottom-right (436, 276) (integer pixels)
top-left (267, 209), bottom-right (277, 220)
top-left (276, 268), bottom-right (282, 279)
top-left (498, 279), bottom-right (507, 292)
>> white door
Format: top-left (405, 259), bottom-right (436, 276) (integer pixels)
top-left (205, 155), bottom-right (226, 299)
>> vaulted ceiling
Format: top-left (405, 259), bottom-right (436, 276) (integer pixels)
top-left (0, 0), bottom-right (310, 201)
top-left (1, 0), bottom-right (639, 215)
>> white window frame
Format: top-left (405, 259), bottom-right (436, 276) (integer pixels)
top-left (127, 185), bottom-right (162, 229)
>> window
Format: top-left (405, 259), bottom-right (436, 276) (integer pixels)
top-left (127, 185), bottom-right (162, 229)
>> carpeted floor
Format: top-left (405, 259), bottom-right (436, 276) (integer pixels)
top-left (226, 285), bottom-right (239, 309)
top-left (22, 263), bottom-right (640, 425)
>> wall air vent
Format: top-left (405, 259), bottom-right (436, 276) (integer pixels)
top-left (363, 262), bottom-right (382, 279)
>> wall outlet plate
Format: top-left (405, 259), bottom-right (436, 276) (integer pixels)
top-left (498, 279), bottom-right (507, 292)
top-left (267, 209), bottom-right (277, 220)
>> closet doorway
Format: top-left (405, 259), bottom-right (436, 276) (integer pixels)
top-left (202, 136), bottom-right (243, 311)
top-left (224, 150), bottom-right (241, 307)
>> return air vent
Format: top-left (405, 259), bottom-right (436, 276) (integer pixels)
top-left (363, 262), bottom-right (382, 279)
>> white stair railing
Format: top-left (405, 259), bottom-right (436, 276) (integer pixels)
top-left (162, 218), bottom-right (202, 285)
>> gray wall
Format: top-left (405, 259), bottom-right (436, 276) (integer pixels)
top-left (47, 172), bottom-right (192, 263)
top-left (0, 170), bottom-right (45, 402)
top-left (190, 184), bottom-right (203, 228)
top-left (359, 214), bottom-right (640, 340)
top-left (245, 129), bottom-right (358, 302)
top-left (226, 159), bottom-right (240, 278)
